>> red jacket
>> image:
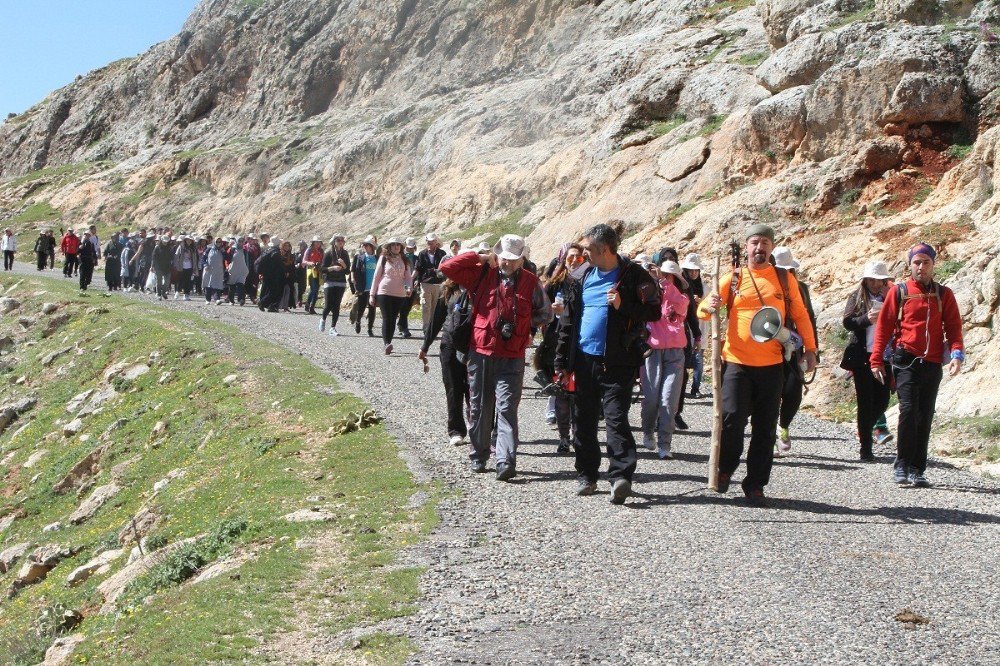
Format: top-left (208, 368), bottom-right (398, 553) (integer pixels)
top-left (61, 234), bottom-right (80, 255)
top-left (441, 252), bottom-right (545, 359)
top-left (870, 279), bottom-right (964, 367)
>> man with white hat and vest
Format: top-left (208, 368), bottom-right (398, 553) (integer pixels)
top-left (414, 233), bottom-right (448, 339)
top-left (440, 234), bottom-right (552, 481)
top-left (771, 245), bottom-right (817, 456)
top-left (699, 224), bottom-right (817, 507)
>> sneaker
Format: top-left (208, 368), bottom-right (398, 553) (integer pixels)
top-left (642, 432), bottom-right (656, 451)
top-left (368, 328), bottom-right (375, 337)
top-left (743, 487), bottom-right (767, 507)
top-left (874, 428), bottom-right (894, 446)
top-left (402, 331), bottom-right (413, 339)
top-left (545, 415), bottom-right (557, 426)
top-left (385, 343), bottom-right (393, 355)
top-left (470, 459), bottom-right (487, 473)
top-left (496, 462), bottom-right (516, 482)
top-left (556, 437), bottom-right (571, 454)
top-left (184, 295), bottom-right (191, 301)
top-left (777, 427), bottom-right (792, 453)
top-left (216, 300), bottom-right (225, 305)
top-left (674, 414), bottom-right (689, 430)
top-left (449, 434), bottom-right (464, 446)
top-left (909, 471), bottom-right (930, 488)
top-left (328, 328), bottom-right (338, 337)
top-left (658, 446), bottom-right (673, 460)
top-left (716, 471), bottom-right (732, 494)
top-left (610, 478), bottom-right (632, 505)
top-left (690, 389), bottom-right (702, 399)
top-left (575, 478), bottom-right (597, 496)
top-left (894, 465), bottom-right (910, 485)
top-left (318, 320), bottom-right (326, 333)
top-left (859, 450), bottom-right (876, 462)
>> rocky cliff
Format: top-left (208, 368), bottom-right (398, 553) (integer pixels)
top-left (0, 0), bottom-right (998, 421)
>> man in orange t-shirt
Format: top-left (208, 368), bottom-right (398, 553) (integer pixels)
top-left (699, 224), bottom-right (817, 506)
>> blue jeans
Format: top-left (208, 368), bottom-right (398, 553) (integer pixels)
top-left (691, 348), bottom-right (704, 393)
top-left (640, 348), bottom-right (686, 453)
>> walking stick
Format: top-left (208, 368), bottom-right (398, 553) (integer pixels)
top-left (708, 253), bottom-right (723, 490)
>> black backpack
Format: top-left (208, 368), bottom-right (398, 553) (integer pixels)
top-left (446, 266), bottom-right (489, 364)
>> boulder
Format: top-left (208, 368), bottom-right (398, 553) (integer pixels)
top-left (23, 448), bottom-right (49, 468)
top-left (9, 544), bottom-right (81, 596)
top-left (118, 507), bottom-right (161, 546)
top-left (0, 541), bottom-right (32, 573)
top-left (42, 634), bottom-right (85, 666)
top-left (98, 535), bottom-right (203, 610)
top-left (855, 136), bottom-right (907, 176)
top-left (656, 137), bottom-right (711, 182)
top-left (743, 85), bottom-right (809, 155)
top-left (881, 72), bottom-right (966, 126)
top-left (41, 346), bottom-right (73, 367)
top-left (40, 302), bottom-right (59, 315)
top-left (0, 297), bottom-right (21, 314)
top-left (284, 507), bottom-right (337, 523)
top-left (41, 313), bottom-right (71, 338)
top-left (757, 0), bottom-right (820, 48)
top-left (966, 42), bottom-right (1000, 101)
top-left (53, 444), bottom-right (110, 494)
top-left (191, 551), bottom-right (255, 584)
top-left (65, 389), bottom-right (95, 414)
top-left (66, 548), bottom-right (124, 586)
top-left (0, 513), bottom-right (15, 533)
top-left (0, 394), bottom-right (38, 435)
top-left (102, 360), bottom-right (130, 381)
top-left (222, 373), bottom-right (239, 385)
top-left (68, 483), bottom-right (120, 525)
top-left (43, 522), bottom-right (62, 533)
top-left (76, 387), bottom-right (117, 418)
top-left (0, 335), bottom-right (13, 351)
top-left (63, 418), bottom-right (84, 437)
top-left (122, 363), bottom-right (151, 381)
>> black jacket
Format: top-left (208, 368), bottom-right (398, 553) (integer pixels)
top-left (414, 248), bottom-right (448, 284)
top-left (554, 256), bottom-right (662, 370)
top-left (321, 248), bottom-right (351, 283)
top-left (841, 288), bottom-right (875, 370)
top-left (350, 251), bottom-right (377, 293)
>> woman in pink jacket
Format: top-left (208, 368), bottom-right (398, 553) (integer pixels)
top-left (369, 237), bottom-right (413, 355)
top-left (640, 260), bottom-right (691, 459)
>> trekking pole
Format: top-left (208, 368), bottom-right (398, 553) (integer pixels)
top-left (708, 252), bottom-right (723, 491)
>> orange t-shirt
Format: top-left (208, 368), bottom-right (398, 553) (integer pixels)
top-left (698, 266), bottom-right (817, 367)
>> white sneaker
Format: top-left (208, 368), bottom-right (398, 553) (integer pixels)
top-left (184, 295), bottom-right (191, 301)
top-left (319, 320), bottom-right (326, 332)
top-left (174, 293), bottom-right (179, 300)
top-left (449, 435), bottom-right (464, 446)
top-left (328, 328), bottom-right (338, 337)
top-left (642, 432), bottom-right (656, 451)
top-left (216, 300), bottom-right (225, 305)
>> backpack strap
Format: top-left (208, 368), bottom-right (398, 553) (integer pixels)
top-left (774, 267), bottom-right (793, 326)
top-left (725, 266), bottom-right (741, 316)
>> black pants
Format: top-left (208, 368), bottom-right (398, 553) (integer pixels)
top-left (398, 291), bottom-right (414, 334)
top-left (573, 352), bottom-right (638, 483)
top-left (377, 294), bottom-right (408, 345)
top-left (79, 261), bottom-right (94, 290)
top-left (63, 254), bottom-right (78, 276)
top-left (440, 345), bottom-right (469, 438)
top-left (156, 270), bottom-right (170, 298)
top-left (36, 252), bottom-right (47, 271)
top-left (225, 282), bottom-right (244, 304)
top-left (852, 363), bottom-right (890, 453)
top-left (779, 359), bottom-right (803, 429)
top-left (3, 250), bottom-right (13, 270)
top-left (179, 268), bottom-right (193, 295)
top-left (48, 252), bottom-right (55, 269)
top-left (353, 291), bottom-right (377, 332)
top-left (720, 362), bottom-right (783, 491)
top-left (322, 285), bottom-right (346, 328)
top-left (895, 360), bottom-right (942, 474)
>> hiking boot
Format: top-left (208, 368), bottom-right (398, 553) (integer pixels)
top-left (610, 478), bottom-right (632, 505)
top-left (874, 428), bottom-right (894, 446)
top-left (777, 427), bottom-right (792, 453)
top-left (642, 432), bottom-right (656, 451)
top-left (556, 437), bottom-right (571, 454)
top-left (716, 471), bottom-right (732, 494)
top-left (496, 462), bottom-right (516, 482)
top-left (575, 478), bottom-right (597, 496)
top-left (894, 465), bottom-right (910, 485)
top-left (743, 487), bottom-right (767, 508)
top-left (470, 459), bottom-right (487, 474)
top-left (674, 414), bottom-right (689, 430)
top-left (909, 471), bottom-right (930, 488)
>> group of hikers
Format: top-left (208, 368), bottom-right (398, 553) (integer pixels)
top-left (8, 220), bottom-right (964, 506)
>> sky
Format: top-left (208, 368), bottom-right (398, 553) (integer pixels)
top-left (0, 0), bottom-right (201, 116)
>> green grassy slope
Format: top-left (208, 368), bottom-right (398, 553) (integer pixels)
top-left (0, 274), bottom-right (436, 665)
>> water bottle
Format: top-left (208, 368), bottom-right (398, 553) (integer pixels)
top-left (554, 291), bottom-right (564, 307)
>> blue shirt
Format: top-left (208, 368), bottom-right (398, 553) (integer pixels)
top-left (578, 265), bottom-right (619, 356)
top-left (363, 254), bottom-right (378, 291)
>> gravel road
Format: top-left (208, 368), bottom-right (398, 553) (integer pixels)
top-left (17, 265), bottom-right (1000, 664)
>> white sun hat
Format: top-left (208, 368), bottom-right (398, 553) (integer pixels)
top-left (772, 246), bottom-right (800, 270)
top-left (861, 260), bottom-right (892, 280)
top-left (680, 253), bottom-right (703, 271)
top-left (492, 234), bottom-right (526, 260)
top-left (659, 260), bottom-right (689, 290)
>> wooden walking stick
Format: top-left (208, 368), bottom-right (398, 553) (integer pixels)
top-left (708, 252), bottom-right (723, 490)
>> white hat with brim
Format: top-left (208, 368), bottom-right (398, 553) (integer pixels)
top-left (862, 260), bottom-right (892, 280)
top-left (385, 237), bottom-right (404, 247)
top-left (660, 260), bottom-right (689, 290)
top-left (311, 236), bottom-right (322, 243)
top-left (362, 235), bottom-right (376, 246)
top-left (405, 237), bottom-right (417, 249)
top-left (772, 246), bottom-right (800, 270)
top-left (492, 234), bottom-right (526, 260)
top-left (477, 242), bottom-right (492, 254)
top-left (426, 233), bottom-right (439, 243)
top-left (330, 234), bottom-right (345, 243)
top-left (680, 253), bottom-right (703, 271)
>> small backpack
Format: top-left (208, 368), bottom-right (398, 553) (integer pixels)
top-left (445, 265), bottom-right (489, 364)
